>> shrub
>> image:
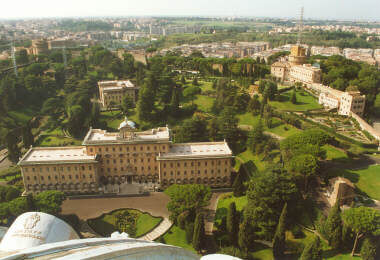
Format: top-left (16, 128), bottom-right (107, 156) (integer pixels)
top-left (185, 222), bottom-right (194, 243)
top-left (291, 225), bottom-right (305, 238)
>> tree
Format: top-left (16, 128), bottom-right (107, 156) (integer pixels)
top-left (263, 104), bottom-right (273, 128)
top-left (34, 191), bottom-right (66, 215)
top-left (248, 119), bottom-right (264, 154)
top-left (192, 212), bottom-right (205, 252)
top-left (233, 165), bottom-right (248, 197)
top-left (175, 116), bottom-right (208, 143)
top-left (342, 206), bottom-right (380, 256)
top-left (170, 86), bottom-right (181, 114)
top-left (121, 96), bottom-right (135, 116)
top-left (181, 75), bottom-right (186, 85)
top-left (8, 197), bottom-right (28, 216)
top-left (192, 77), bottom-right (199, 86)
top-left (300, 235), bottom-right (322, 260)
top-left (5, 186), bottom-right (20, 202)
top-left (287, 154), bottom-right (318, 193)
top-left (248, 94), bottom-right (261, 115)
top-left (22, 122), bottom-right (34, 148)
top-left (272, 203), bottom-right (287, 259)
top-left (16, 49), bottom-right (28, 64)
top-left (245, 170), bottom-right (297, 240)
top-left (26, 194), bottom-right (35, 211)
top-left (183, 85), bottom-right (201, 106)
top-left (165, 184), bottom-right (211, 222)
top-left (6, 130), bottom-right (20, 164)
top-left (291, 89), bottom-right (297, 104)
top-left (326, 201), bottom-right (343, 250)
top-left (227, 202), bottom-right (239, 246)
top-left (137, 75), bottom-right (156, 121)
top-left (361, 236), bottom-right (379, 260)
top-left (238, 219), bottom-right (254, 254)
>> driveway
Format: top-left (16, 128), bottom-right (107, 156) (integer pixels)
top-left (61, 192), bottom-right (170, 220)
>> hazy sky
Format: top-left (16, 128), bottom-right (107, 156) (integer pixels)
top-left (1, 0), bottom-right (379, 20)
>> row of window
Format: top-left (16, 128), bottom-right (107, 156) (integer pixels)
top-left (89, 145), bottom-right (166, 153)
top-left (102, 165), bottom-right (158, 173)
top-left (163, 168), bottom-right (228, 176)
top-left (26, 174), bottom-right (93, 181)
top-left (163, 160), bottom-right (228, 168)
top-left (24, 165), bottom-right (92, 173)
top-left (104, 158), bottom-right (154, 164)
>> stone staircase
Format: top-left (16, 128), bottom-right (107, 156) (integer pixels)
top-left (139, 218), bottom-right (172, 241)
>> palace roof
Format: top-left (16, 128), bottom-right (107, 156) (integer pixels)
top-left (18, 147), bottom-right (98, 165)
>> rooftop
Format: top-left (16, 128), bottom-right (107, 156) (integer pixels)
top-left (158, 142), bottom-right (233, 159)
top-left (83, 127), bottom-right (171, 145)
top-left (98, 80), bottom-right (137, 90)
top-left (18, 147), bottom-right (98, 165)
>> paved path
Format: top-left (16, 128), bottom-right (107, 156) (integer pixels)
top-left (62, 192), bottom-right (170, 220)
top-left (139, 218), bottom-right (172, 241)
top-left (204, 192), bottom-right (226, 235)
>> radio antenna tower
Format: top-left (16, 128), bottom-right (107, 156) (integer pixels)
top-left (297, 6), bottom-right (304, 46)
top-left (10, 41), bottom-right (18, 77)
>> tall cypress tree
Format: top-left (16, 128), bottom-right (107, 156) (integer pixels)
top-left (300, 235), bottom-right (322, 260)
top-left (6, 130), bottom-right (20, 164)
top-left (360, 235), bottom-right (378, 260)
top-left (273, 203), bottom-right (287, 260)
top-left (227, 202), bottom-right (239, 246)
top-left (192, 212), bottom-right (205, 252)
top-left (238, 220), bottom-right (252, 254)
top-left (233, 166), bottom-right (246, 197)
top-left (326, 201), bottom-right (343, 250)
top-left (22, 123), bottom-right (34, 148)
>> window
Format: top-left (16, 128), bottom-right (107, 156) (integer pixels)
top-left (120, 159), bottom-right (123, 163)
top-left (205, 162), bottom-right (207, 166)
top-left (90, 148), bottom-right (93, 152)
top-left (121, 167), bottom-right (124, 171)
top-left (89, 166), bottom-right (92, 170)
top-left (119, 147), bottom-right (122, 152)
top-left (76, 175), bottom-right (78, 179)
top-left (69, 175), bottom-right (72, 180)
top-left (127, 147), bottom-right (129, 151)
top-left (205, 170), bottom-right (207, 174)
top-left (163, 163), bottom-right (166, 168)
top-left (107, 168), bottom-right (110, 172)
top-left (25, 168), bottom-right (28, 172)
top-left (184, 162), bottom-right (187, 167)
top-left (184, 171), bottom-right (187, 175)
top-left (89, 174), bottom-right (93, 179)
top-left (140, 146), bottom-right (143, 151)
top-left (34, 176), bottom-right (37, 180)
top-left (141, 158), bottom-right (144, 163)
top-left (55, 176), bottom-right (58, 180)
top-left (198, 162), bottom-right (200, 166)
top-left (177, 162), bottom-right (180, 167)
top-left (46, 167), bottom-right (50, 172)
top-left (106, 147), bottom-right (109, 152)
top-left (67, 166), bottom-right (71, 171)
top-left (171, 171), bottom-right (173, 176)
top-left (112, 147), bottom-right (115, 152)
top-left (141, 166), bottom-right (144, 170)
top-left (99, 148), bottom-right (102, 152)
top-left (32, 168), bottom-right (35, 172)
top-left (113, 159), bottom-right (116, 163)
top-left (81, 166), bottom-right (85, 171)
top-left (62, 175), bottom-right (65, 180)
top-left (48, 176), bottom-right (51, 180)
top-left (27, 176), bottom-right (30, 180)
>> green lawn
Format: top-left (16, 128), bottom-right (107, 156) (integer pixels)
top-left (87, 209), bottom-right (162, 238)
top-left (238, 112), bottom-right (301, 139)
top-left (268, 122), bottom-right (301, 138)
top-left (270, 90), bottom-right (322, 112)
top-left (323, 145), bottom-right (349, 161)
top-left (215, 193), bottom-right (248, 227)
top-left (235, 149), bottom-right (277, 172)
top-left (193, 95), bottom-right (214, 113)
top-left (216, 193), bottom-right (248, 212)
top-left (345, 165), bottom-right (380, 200)
top-left (100, 111), bottom-right (125, 131)
top-left (159, 225), bottom-right (195, 253)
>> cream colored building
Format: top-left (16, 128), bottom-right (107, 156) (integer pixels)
top-left (313, 84), bottom-right (366, 116)
top-left (271, 45), bottom-right (322, 86)
top-left (18, 119), bottom-right (233, 195)
top-left (338, 91), bottom-right (366, 116)
top-left (98, 80), bottom-right (139, 108)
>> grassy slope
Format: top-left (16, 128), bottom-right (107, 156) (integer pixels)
top-left (161, 225), bottom-right (196, 253)
top-left (270, 90), bottom-right (322, 112)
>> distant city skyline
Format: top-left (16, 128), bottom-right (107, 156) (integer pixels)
top-left (0, 0), bottom-right (379, 21)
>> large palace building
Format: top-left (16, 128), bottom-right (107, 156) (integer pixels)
top-left (98, 80), bottom-right (139, 108)
top-left (271, 45), bottom-right (322, 86)
top-left (18, 118), bottom-right (233, 195)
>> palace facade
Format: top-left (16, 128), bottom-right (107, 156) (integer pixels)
top-left (98, 80), bottom-right (139, 108)
top-left (18, 118), bottom-right (234, 194)
top-left (271, 45), bottom-right (322, 86)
